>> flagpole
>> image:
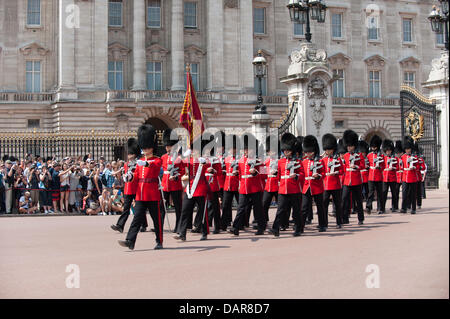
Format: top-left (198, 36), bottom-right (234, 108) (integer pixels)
top-left (186, 64), bottom-right (191, 198)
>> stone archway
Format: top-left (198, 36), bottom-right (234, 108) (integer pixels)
top-left (364, 128), bottom-right (389, 143)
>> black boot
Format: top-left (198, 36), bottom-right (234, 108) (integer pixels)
top-left (111, 224), bottom-right (123, 233)
top-left (118, 240), bottom-right (134, 250)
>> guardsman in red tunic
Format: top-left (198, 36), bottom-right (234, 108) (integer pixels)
top-left (111, 138), bottom-right (148, 233)
top-left (228, 134), bottom-right (266, 236)
top-left (118, 125), bottom-right (163, 250)
top-left (215, 131), bottom-right (226, 210)
top-left (394, 140), bottom-right (404, 209)
top-left (400, 136), bottom-right (420, 214)
top-left (205, 144), bottom-right (223, 234)
top-left (220, 134), bottom-right (240, 231)
top-left (381, 139), bottom-right (399, 213)
top-left (321, 134), bottom-right (344, 228)
top-left (413, 142), bottom-right (426, 210)
top-left (262, 136), bottom-right (279, 224)
top-left (366, 135), bottom-right (385, 214)
top-left (161, 129), bottom-right (185, 234)
top-left (268, 133), bottom-right (304, 237)
top-left (358, 140), bottom-right (370, 209)
top-left (342, 130), bottom-right (366, 225)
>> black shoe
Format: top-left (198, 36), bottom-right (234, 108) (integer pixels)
top-left (111, 224), bottom-right (123, 233)
top-left (417, 206), bottom-right (421, 210)
top-left (342, 219), bottom-right (350, 224)
top-left (306, 219), bottom-right (312, 225)
top-left (318, 227), bottom-right (326, 232)
top-left (191, 227), bottom-right (201, 233)
top-left (213, 229), bottom-right (220, 234)
top-left (200, 235), bottom-right (207, 241)
top-left (268, 228), bottom-right (279, 237)
top-left (391, 208), bottom-right (398, 213)
top-left (411, 210), bottom-right (416, 214)
top-left (293, 231), bottom-right (301, 237)
top-left (140, 227), bottom-right (147, 232)
top-left (358, 221), bottom-right (364, 225)
top-left (365, 208), bottom-right (371, 214)
top-left (337, 224), bottom-right (342, 229)
top-left (252, 225), bottom-right (258, 230)
top-left (255, 229), bottom-right (265, 235)
top-left (150, 228), bottom-right (155, 232)
top-left (221, 227), bottom-right (227, 231)
top-left (173, 234), bottom-right (186, 241)
top-left (154, 243), bottom-right (163, 250)
top-left (280, 227), bottom-right (287, 231)
top-left (378, 211), bottom-right (384, 215)
top-left (400, 210), bottom-right (407, 214)
top-left (118, 240), bottom-right (134, 250)
top-left (228, 228), bottom-right (239, 236)
top-left (289, 219), bottom-right (295, 224)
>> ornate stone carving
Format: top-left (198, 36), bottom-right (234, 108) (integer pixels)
top-left (364, 54), bottom-right (386, 68)
top-left (399, 56), bottom-right (420, 69)
top-left (108, 42), bottom-right (131, 60)
top-left (224, 0), bottom-right (239, 9)
top-left (310, 100), bottom-right (326, 135)
top-left (106, 104), bottom-right (115, 114)
top-left (426, 51), bottom-right (449, 83)
top-left (307, 78), bottom-right (328, 99)
top-left (146, 44), bottom-right (169, 61)
top-left (290, 44), bottom-right (327, 64)
top-left (328, 52), bottom-right (351, 68)
top-left (184, 45), bottom-right (206, 63)
top-left (19, 42), bottom-right (50, 56)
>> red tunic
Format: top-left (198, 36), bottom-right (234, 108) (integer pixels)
top-left (217, 155), bottom-right (226, 189)
top-left (367, 152), bottom-right (385, 182)
top-left (360, 155), bottom-right (369, 183)
top-left (223, 155), bottom-right (239, 192)
top-left (264, 158), bottom-right (279, 193)
top-left (238, 156), bottom-right (264, 194)
top-left (382, 156), bottom-right (399, 183)
top-left (322, 156), bottom-right (344, 191)
top-left (205, 158), bottom-right (221, 193)
top-left (161, 153), bottom-right (185, 192)
top-left (123, 161), bottom-right (137, 195)
top-left (416, 157), bottom-right (426, 182)
top-left (278, 157), bottom-right (303, 194)
top-left (343, 152), bottom-right (365, 186)
top-left (301, 158), bottom-right (325, 195)
top-left (184, 157), bottom-right (209, 198)
top-left (401, 154), bottom-right (420, 183)
top-left (132, 156), bottom-right (162, 202)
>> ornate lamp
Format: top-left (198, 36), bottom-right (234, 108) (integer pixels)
top-left (252, 50), bottom-right (268, 114)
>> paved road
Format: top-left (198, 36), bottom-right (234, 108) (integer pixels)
top-left (0, 189), bottom-right (448, 299)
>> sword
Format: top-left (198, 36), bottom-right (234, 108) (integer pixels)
top-left (158, 176), bottom-right (171, 231)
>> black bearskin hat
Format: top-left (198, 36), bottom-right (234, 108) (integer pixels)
top-left (295, 136), bottom-right (303, 156)
top-left (280, 133), bottom-right (297, 152)
top-left (137, 124), bottom-right (158, 150)
top-left (302, 135), bottom-right (319, 154)
top-left (322, 133), bottom-right (337, 151)
top-left (382, 139), bottom-right (394, 152)
top-left (412, 141), bottom-right (420, 155)
top-left (337, 139), bottom-right (346, 155)
top-left (162, 129), bottom-right (178, 147)
top-left (394, 140), bottom-right (404, 154)
top-left (127, 138), bottom-right (141, 157)
top-left (343, 130), bottom-right (359, 148)
top-left (241, 133), bottom-right (258, 151)
top-left (403, 136), bottom-right (414, 150)
top-left (358, 140), bottom-right (369, 154)
top-left (265, 135), bottom-right (280, 153)
top-left (225, 134), bottom-right (239, 150)
top-left (370, 135), bottom-right (382, 149)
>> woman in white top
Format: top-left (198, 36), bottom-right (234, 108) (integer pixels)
top-left (59, 163), bottom-right (72, 213)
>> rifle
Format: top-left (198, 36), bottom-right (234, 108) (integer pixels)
top-left (373, 152), bottom-right (383, 169)
top-left (310, 158), bottom-right (323, 177)
top-left (349, 153), bottom-right (360, 167)
top-left (387, 156), bottom-right (397, 170)
top-left (269, 159), bottom-right (278, 175)
top-left (327, 155), bottom-right (341, 175)
top-left (167, 163), bottom-right (180, 178)
top-left (407, 155), bottom-right (418, 170)
top-left (286, 160), bottom-right (301, 176)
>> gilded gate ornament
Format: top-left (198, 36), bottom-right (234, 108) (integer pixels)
top-left (405, 107), bottom-right (424, 141)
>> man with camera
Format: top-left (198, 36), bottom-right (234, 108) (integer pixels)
top-left (5, 160), bottom-right (18, 214)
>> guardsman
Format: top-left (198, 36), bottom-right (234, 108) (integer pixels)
top-left (414, 142), bottom-right (426, 210)
top-left (321, 133), bottom-right (344, 228)
top-left (175, 137), bottom-right (212, 241)
top-left (381, 139), bottom-right (399, 213)
top-left (161, 129), bottom-right (185, 234)
top-left (216, 131), bottom-right (226, 213)
top-left (205, 135), bottom-right (223, 234)
top-left (111, 138), bottom-right (148, 233)
top-left (366, 135), bottom-right (385, 214)
top-left (358, 139), bottom-right (370, 206)
top-left (228, 134), bottom-right (266, 236)
top-left (400, 136), bottom-right (419, 214)
top-left (118, 124), bottom-right (163, 250)
top-left (394, 140), bottom-right (404, 210)
top-left (301, 135), bottom-right (327, 232)
top-left (342, 130), bottom-right (366, 225)
top-left (262, 136), bottom-right (279, 224)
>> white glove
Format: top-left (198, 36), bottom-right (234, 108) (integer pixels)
top-left (137, 160), bottom-right (148, 167)
top-left (123, 172), bottom-right (133, 182)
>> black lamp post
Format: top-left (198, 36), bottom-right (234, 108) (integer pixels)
top-left (428, 0), bottom-right (449, 51)
top-left (253, 50), bottom-right (268, 114)
top-left (287, 0), bottom-right (327, 43)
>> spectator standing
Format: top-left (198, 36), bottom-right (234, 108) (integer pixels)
top-left (39, 165), bottom-right (53, 214)
top-left (69, 165), bottom-right (82, 213)
top-left (29, 165), bottom-right (40, 208)
top-left (4, 160), bottom-right (17, 214)
top-left (59, 163), bottom-right (72, 213)
top-left (49, 163), bottom-right (62, 213)
top-left (0, 163), bottom-right (6, 213)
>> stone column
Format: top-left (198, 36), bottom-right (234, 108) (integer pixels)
top-left (94, 0), bottom-right (109, 89)
top-left (132, 0), bottom-right (146, 90)
top-left (206, 0), bottom-right (224, 91)
top-left (239, 0), bottom-right (254, 92)
top-left (171, 0), bottom-right (185, 90)
top-left (423, 51), bottom-right (449, 190)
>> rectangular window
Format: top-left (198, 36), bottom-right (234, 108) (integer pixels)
top-left (403, 18), bottom-right (412, 42)
top-left (27, 119), bottom-right (40, 128)
top-left (335, 120), bottom-right (344, 129)
top-left (253, 8), bottom-right (265, 34)
top-left (184, 2), bottom-right (197, 28)
top-left (437, 31), bottom-right (444, 45)
top-left (403, 72), bottom-right (415, 88)
top-left (332, 69), bottom-right (345, 98)
top-left (147, 0), bottom-right (161, 28)
top-left (332, 13), bottom-right (342, 38)
top-left (368, 16), bottom-right (379, 40)
top-left (108, 61), bottom-right (123, 90)
top-left (146, 62), bottom-right (162, 90)
top-left (27, 0), bottom-right (41, 25)
top-left (109, 0), bottom-right (123, 27)
top-left (369, 71), bottom-right (381, 98)
top-left (26, 61), bottom-right (41, 93)
top-left (294, 22), bottom-right (304, 36)
top-left (185, 63), bottom-right (199, 90)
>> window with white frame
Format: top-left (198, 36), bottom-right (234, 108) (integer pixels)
top-left (332, 69), bottom-right (345, 98)
top-left (26, 61), bottom-right (41, 93)
top-left (331, 13), bottom-right (343, 38)
top-left (108, 61), bottom-right (123, 90)
top-left (294, 22), bottom-right (304, 36)
top-left (184, 2), bottom-right (197, 28)
top-left (147, 0), bottom-right (161, 28)
top-left (403, 71), bottom-right (415, 88)
top-left (147, 62), bottom-right (162, 90)
top-left (27, 0), bottom-right (41, 26)
top-left (369, 71), bottom-right (381, 98)
top-left (253, 8), bottom-right (266, 34)
top-left (185, 63), bottom-right (199, 90)
top-left (367, 16), bottom-right (379, 40)
top-left (109, 0), bottom-right (123, 27)
top-left (402, 18), bottom-right (413, 42)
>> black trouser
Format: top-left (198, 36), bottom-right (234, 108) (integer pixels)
top-left (207, 191), bottom-right (221, 231)
top-left (342, 185), bottom-right (364, 222)
top-left (367, 181), bottom-right (383, 212)
top-left (180, 194), bottom-right (209, 237)
top-left (402, 182), bottom-right (417, 211)
top-left (302, 190), bottom-right (326, 228)
top-left (361, 182), bottom-right (369, 201)
top-left (0, 186), bottom-right (5, 213)
top-left (272, 193), bottom-right (303, 232)
top-left (126, 200), bottom-right (163, 244)
top-left (381, 182), bottom-right (399, 212)
top-left (244, 196), bottom-right (253, 227)
top-left (116, 194), bottom-right (148, 230)
top-left (262, 191), bottom-right (277, 222)
top-left (232, 192), bottom-right (266, 232)
top-left (323, 189), bottom-right (343, 226)
top-left (421, 181), bottom-right (426, 199)
top-left (163, 190), bottom-right (182, 232)
top-left (416, 182), bottom-right (422, 207)
top-left (221, 190), bottom-right (239, 230)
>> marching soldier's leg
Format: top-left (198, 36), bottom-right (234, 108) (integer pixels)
top-left (271, 194), bottom-right (287, 235)
top-left (301, 191), bottom-right (312, 227)
top-left (416, 181), bottom-right (422, 209)
top-left (231, 194), bottom-right (250, 235)
top-left (391, 182), bottom-right (399, 211)
top-left (353, 185), bottom-right (364, 224)
top-left (381, 182), bottom-right (389, 213)
top-left (366, 181), bottom-right (375, 213)
top-left (323, 190), bottom-right (331, 217)
top-left (124, 201), bottom-right (148, 248)
top-left (314, 193), bottom-right (327, 230)
top-left (177, 194), bottom-right (196, 240)
top-left (410, 182), bottom-right (417, 213)
top-left (262, 191), bottom-right (273, 223)
top-left (115, 194), bottom-right (134, 231)
top-left (196, 196), bottom-right (209, 239)
top-left (221, 191), bottom-right (233, 230)
top-left (171, 190), bottom-right (182, 233)
top-left (251, 192), bottom-right (265, 234)
top-left (148, 201), bottom-right (163, 248)
top-left (375, 182), bottom-right (383, 213)
top-left (401, 182), bottom-right (409, 213)
top-left (208, 192), bottom-right (221, 233)
top-left (342, 185), bottom-right (350, 224)
top-left (332, 190), bottom-right (343, 227)
top-left (290, 194), bottom-right (303, 236)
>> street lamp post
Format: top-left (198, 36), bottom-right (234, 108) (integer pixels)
top-left (287, 0), bottom-right (327, 43)
top-left (428, 0), bottom-right (449, 51)
top-left (253, 50), bottom-right (268, 114)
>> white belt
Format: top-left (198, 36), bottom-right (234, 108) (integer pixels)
top-left (398, 170), bottom-right (403, 173)
top-left (205, 173), bottom-right (214, 177)
top-left (384, 168), bottom-right (393, 171)
top-left (326, 173), bottom-right (338, 176)
top-left (163, 171), bottom-right (170, 174)
top-left (360, 169), bottom-right (367, 172)
top-left (267, 175), bottom-right (277, 178)
top-left (404, 168), bottom-right (415, 171)
top-left (346, 168), bottom-right (357, 172)
top-left (241, 175), bottom-right (255, 179)
top-left (305, 176), bottom-right (316, 180)
top-left (226, 173), bottom-right (236, 177)
top-left (370, 166), bottom-right (381, 169)
top-left (280, 175), bottom-right (294, 179)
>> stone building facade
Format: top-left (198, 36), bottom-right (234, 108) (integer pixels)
top-left (0, 0), bottom-right (445, 142)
